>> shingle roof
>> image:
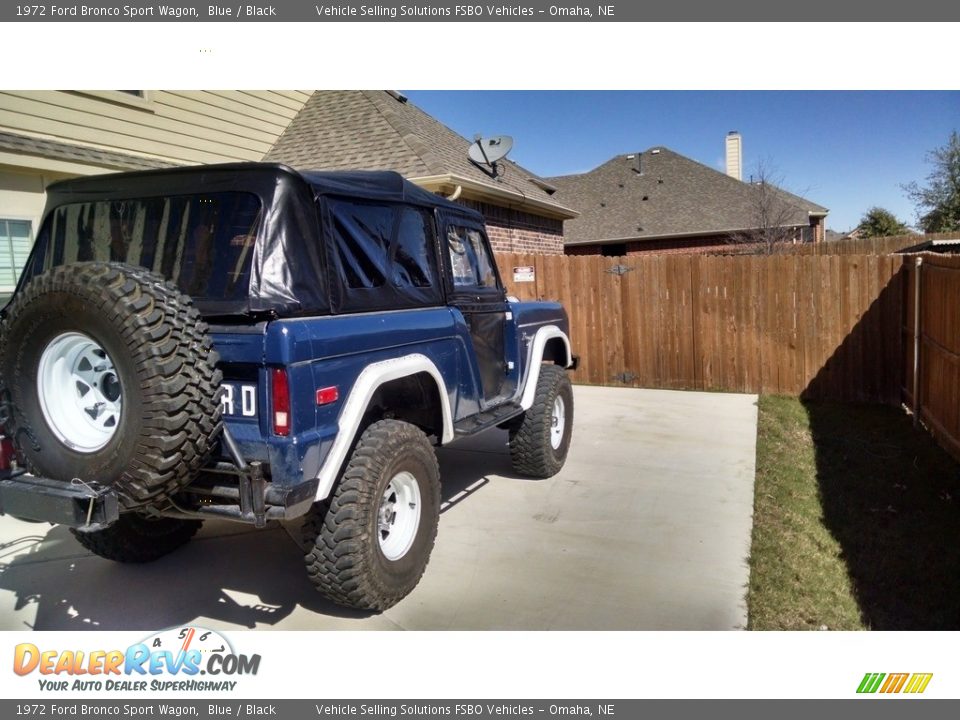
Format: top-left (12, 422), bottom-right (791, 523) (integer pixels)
top-left (0, 131), bottom-right (177, 171)
top-left (549, 147), bottom-right (828, 245)
top-left (265, 91), bottom-right (576, 219)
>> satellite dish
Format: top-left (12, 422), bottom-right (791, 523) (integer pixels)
top-left (468, 135), bottom-right (513, 177)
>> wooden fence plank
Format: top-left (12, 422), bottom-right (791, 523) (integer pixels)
top-left (748, 256), bottom-right (762, 393)
top-left (619, 256), bottom-right (640, 387)
top-left (690, 255), bottom-right (705, 389)
top-left (677, 256), bottom-right (697, 389)
top-left (600, 256), bottom-right (625, 385)
top-left (828, 254), bottom-right (843, 400)
top-left (736, 258), bottom-right (751, 392)
top-left (641, 256), bottom-right (662, 386)
top-left (798, 254), bottom-right (816, 395)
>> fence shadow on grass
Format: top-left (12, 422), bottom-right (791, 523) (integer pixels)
top-left (805, 399), bottom-right (960, 630)
top-left (800, 262), bottom-right (960, 629)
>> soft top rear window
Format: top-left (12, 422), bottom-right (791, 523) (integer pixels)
top-left (28, 192), bottom-right (262, 305)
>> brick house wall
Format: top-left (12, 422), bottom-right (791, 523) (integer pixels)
top-left (811, 215), bottom-right (826, 243)
top-left (458, 199), bottom-right (564, 255)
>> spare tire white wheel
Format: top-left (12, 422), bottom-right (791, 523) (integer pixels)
top-left (0, 261), bottom-right (223, 562)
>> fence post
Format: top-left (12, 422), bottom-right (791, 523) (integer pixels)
top-left (912, 256), bottom-right (923, 428)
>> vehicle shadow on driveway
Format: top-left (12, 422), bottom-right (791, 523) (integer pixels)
top-left (0, 522), bottom-right (364, 630)
top-left (0, 433), bottom-right (516, 631)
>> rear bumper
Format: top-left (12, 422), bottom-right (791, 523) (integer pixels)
top-left (0, 470), bottom-right (119, 532)
top-left (0, 467), bottom-right (318, 531)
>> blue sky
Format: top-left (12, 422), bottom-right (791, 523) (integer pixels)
top-left (404, 91), bottom-right (959, 233)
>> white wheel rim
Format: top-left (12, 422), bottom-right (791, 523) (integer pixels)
top-left (36, 332), bottom-right (123, 453)
top-left (378, 471), bottom-right (422, 561)
top-left (550, 396), bottom-right (566, 450)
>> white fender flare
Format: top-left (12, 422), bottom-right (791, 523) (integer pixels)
top-left (315, 354), bottom-right (453, 501)
top-left (520, 326), bottom-right (573, 411)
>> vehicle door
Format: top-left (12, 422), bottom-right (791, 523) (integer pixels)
top-left (440, 218), bottom-right (514, 406)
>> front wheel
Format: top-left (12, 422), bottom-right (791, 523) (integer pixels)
top-left (302, 420), bottom-right (441, 611)
top-left (509, 364), bottom-right (574, 478)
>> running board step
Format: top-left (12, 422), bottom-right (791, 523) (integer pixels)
top-left (454, 402), bottom-right (524, 436)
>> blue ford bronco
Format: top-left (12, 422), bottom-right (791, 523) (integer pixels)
top-left (0, 163), bottom-right (575, 610)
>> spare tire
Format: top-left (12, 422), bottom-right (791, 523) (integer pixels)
top-left (0, 262), bottom-right (223, 510)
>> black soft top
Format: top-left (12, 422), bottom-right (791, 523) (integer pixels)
top-left (32, 163), bottom-right (482, 317)
top-left (43, 163), bottom-right (475, 214)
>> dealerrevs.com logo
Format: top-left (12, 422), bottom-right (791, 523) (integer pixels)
top-left (13, 627), bottom-right (261, 692)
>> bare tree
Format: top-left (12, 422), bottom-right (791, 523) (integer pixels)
top-left (728, 159), bottom-right (810, 255)
top-left (902, 130), bottom-right (960, 233)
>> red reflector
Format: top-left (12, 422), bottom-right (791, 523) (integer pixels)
top-left (271, 369), bottom-right (291, 437)
top-left (0, 435), bottom-right (14, 472)
top-left (316, 386), bottom-right (339, 406)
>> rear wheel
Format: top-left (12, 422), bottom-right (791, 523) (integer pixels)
top-left (302, 420), bottom-right (441, 611)
top-left (70, 514), bottom-right (201, 563)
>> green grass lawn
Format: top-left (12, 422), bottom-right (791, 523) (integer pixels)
top-left (749, 395), bottom-right (960, 630)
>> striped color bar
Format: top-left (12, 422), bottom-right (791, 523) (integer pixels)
top-left (903, 674), bottom-right (934, 694)
top-left (857, 673), bottom-right (885, 694)
top-left (857, 672), bottom-right (932, 694)
top-left (879, 673), bottom-right (909, 693)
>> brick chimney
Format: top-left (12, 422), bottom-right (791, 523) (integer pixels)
top-left (725, 131), bottom-right (742, 181)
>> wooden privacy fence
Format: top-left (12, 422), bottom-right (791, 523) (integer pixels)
top-left (495, 251), bottom-right (904, 404)
top-left (776, 232), bottom-right (957, 256)
top-left (903, 254), bottom-right (960, 462)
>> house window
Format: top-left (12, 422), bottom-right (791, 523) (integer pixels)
top-left (0, 219), bottom-right (32, 306)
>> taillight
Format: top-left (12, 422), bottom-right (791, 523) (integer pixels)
top-left (271, 368), bottom-right (291, 437)
top-left (0, 435), bottom-right (15, 472)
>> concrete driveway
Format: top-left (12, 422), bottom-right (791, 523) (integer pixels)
top-left (0, 386), bottom-right (758, 631)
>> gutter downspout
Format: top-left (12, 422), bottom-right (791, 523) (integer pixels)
top-left (446, 185), bottom-right (463, 202)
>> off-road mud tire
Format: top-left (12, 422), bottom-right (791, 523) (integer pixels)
top-left (71, 514), bottom-right (202, 563)
top-left (509, 364), bottom-right (574, 478)
top-left (0, 262), bottom-right (223, 510)
top-left (302, 420), bottom-right (441, 612)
